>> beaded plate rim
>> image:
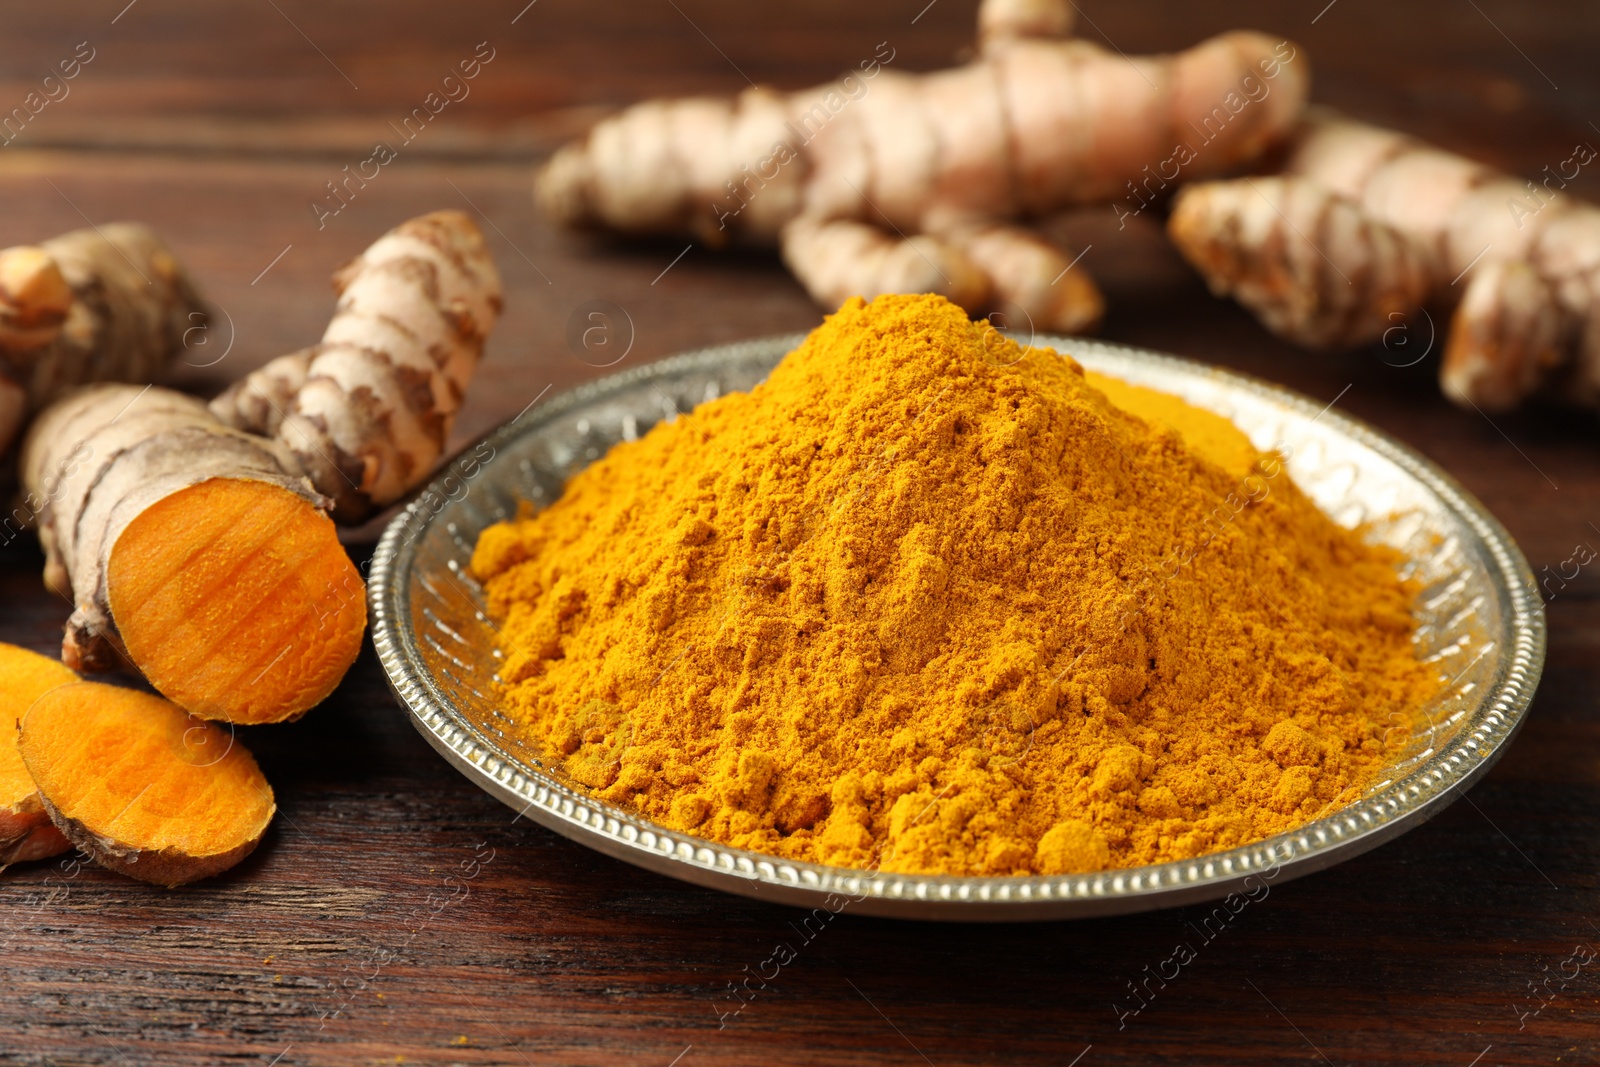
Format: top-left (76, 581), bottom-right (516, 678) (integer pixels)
top-left (368, 334), bottom-right (1545, 921)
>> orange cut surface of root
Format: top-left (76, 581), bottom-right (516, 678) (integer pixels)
top-left (107, 477), bottom-right (366, 724)
top-left (19, 680), bottom-right (275, 886)
top-left (0, 643), bottom-right (79, 866)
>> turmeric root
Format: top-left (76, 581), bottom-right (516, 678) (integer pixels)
top-left (19, 211), bottom-right (501, 723)
top-left (210, 210), bottom-right (503, 522)
top-left (0, 643), bottom-right (78, 867)
top-left (1168, 110), bottom-right (1600, 411)
top-left (21, 385), bottom-right (365, 723)
top-left (0, 223), bottom-right (206, 459)
top-left (1167, 174), bottom-right (1432, 347)
top-left (977, 0), bottom-right (1075, 54)
top-left (536, 0), bottom-right (1306, 334)
top-left (18, 680), bottom-right (274, 887)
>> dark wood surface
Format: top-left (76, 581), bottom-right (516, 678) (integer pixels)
top-left (3, 2), bottom-right (1599, 1064)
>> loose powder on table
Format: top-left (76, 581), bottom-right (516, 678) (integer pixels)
top-left (471, 294), bottom-right (1438, 877)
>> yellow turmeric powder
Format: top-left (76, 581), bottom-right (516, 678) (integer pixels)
top-left (472, 294), bottom-right (1436, 877)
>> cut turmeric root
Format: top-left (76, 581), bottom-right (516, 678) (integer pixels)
top-left (0, 643), bottom-right (79, 866)
top-left (17, 212), bottom-right (500, 727)
top-left (18, 680), bottom-right (275, 887)
top-left (108, 477), bottom-right (366, 725)
top-left (22, 387), bottom-right (367, 723)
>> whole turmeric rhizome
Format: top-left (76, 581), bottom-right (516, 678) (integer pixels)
top-left (473, 294), bottom-right (1437, 878)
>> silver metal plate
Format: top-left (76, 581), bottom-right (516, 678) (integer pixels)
top-left (368, 335), bottom-right (1545, 921)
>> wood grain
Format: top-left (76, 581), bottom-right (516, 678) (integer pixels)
top-left (3, 2), bottom-right (1599, 1064)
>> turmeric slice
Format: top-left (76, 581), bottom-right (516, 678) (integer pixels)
top-left (107, 477), bottom-right (366, 724)
top-left (0, 643), bottom-right (78, 866)
top-left (18, 681), bottom-right (275, 887)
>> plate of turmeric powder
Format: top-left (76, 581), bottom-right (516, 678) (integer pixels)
top-left (370, 295), bottom-right (1544, 920)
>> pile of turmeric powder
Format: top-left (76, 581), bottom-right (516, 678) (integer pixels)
top-left (472, 294), bottom-right (1438, 877)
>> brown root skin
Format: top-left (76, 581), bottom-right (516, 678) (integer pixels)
top-left (0, 246), bottom-right (73, 353)
top-left (0, 805), bottom-right (72, 868)
top-left (978, 0), bottom-right (1074, 54)
top-left (19, 681), bottom-right (275, 887)
top-left (0, 223), bottom-right (207, 463)
top-left (945, 224), bottom-right (1104, 335)
top-left (211, 210), bottom-right (504, 523)
top-left (780, 218), bottom-right (992, 316)
top-left (539, 32), bottom-right (1308, 241)
top-left (37, 790), bottom-right (263, 888)
top-left (1442, 260), bottom-right (1571, 411)
top-left (780, 217), bottom-right (1104, 335)
top-left (61, 615), bottom-right (130, 675)
top-left (1173, 110), bottom-right (1600, 411)
top-left (1167, 176), bottom-right (1432, 348)
top-left (536, 7), bottom-right (1308, 335)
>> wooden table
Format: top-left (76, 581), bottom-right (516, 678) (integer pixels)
top-left (3, 2), bottom-right (1597, 1063)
